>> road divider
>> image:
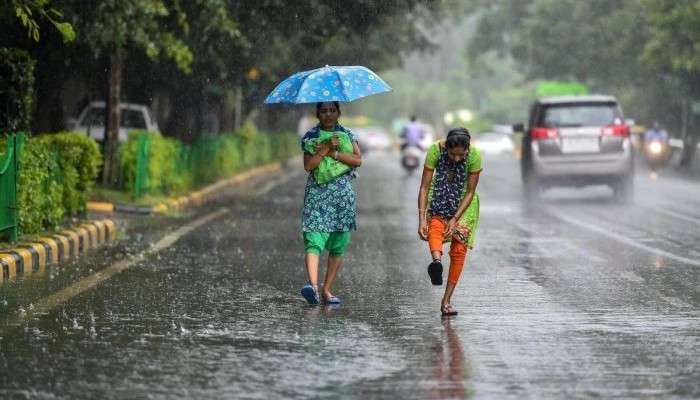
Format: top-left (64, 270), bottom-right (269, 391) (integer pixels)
top-left (0, 219), bottom-right (117, 284)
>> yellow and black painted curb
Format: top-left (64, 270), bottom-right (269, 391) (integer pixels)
top-left (88, 162), bottom-right (284, 215)
top-left (0, 219), bottom-right (117, 283)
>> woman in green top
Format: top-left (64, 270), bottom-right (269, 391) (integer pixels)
top-left (417, 128), bottom-right (482, 316)
top-left (299, 102), bottom-right (363, 305)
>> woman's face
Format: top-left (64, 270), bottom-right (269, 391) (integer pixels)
top-left (318, 102), bottom-right (339, 129)
top-left (447, 146), bottom-right (468, 163)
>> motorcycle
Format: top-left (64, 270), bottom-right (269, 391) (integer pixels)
top-left (644, 139), bottom-right (669, 177)
top-left (401, 144), bottom-right (423, 174)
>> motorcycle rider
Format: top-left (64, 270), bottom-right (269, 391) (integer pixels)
top-left (399, 115), bottom-right (427, 174)
top-left (644, 121), bottom-right (669, 179)
top-left (644, 121), bottom-right (668, 144)
top-left (400, 115), bottom-right (426, 150)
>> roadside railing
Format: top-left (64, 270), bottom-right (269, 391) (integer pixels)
top-left (0, 133), bottom-right (25, 242)
top-left (127, 131), bottom-right (297, 200)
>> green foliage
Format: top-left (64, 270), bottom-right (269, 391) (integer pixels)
top-left (642, 0), bottom-right (700, 78)
top-left (12, 132), bottom-right (100, 235)
top-left (11, 0), bottom-right (75, 42)
top-left (67, 0), bottom-right (194, 73)
top-left (41, 133), bottom-right (102, 215)
top-left (351, 17), bottom-right (534, 130)
top-left (467, 0), bottom-right (700, 140)
top-left (0, 47), bottom-right (35, 133)
top-left (149, 133), bottom-right (190, 194)
top-left (14, 136), bottom-right (62, 234)
top-left (119, 129), bottom-right (298, 199)
top-left (119, 131), bottom-right (191, 197)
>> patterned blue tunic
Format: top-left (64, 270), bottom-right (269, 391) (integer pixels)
top-left (301, 124), bottom-right (358, 233)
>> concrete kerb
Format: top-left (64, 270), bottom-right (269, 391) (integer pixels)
top-left (87, 162), bottom-right (283, 215)
top-left (0, 219), bottom-right (118, 284)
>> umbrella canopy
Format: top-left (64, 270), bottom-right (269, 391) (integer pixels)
top-left (264, 65), bottom-right (391, 104)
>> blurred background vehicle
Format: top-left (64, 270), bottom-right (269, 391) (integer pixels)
top-left (351, 126), bottom-right (393, 152)
top-left (401, 144), bottom-right (423, 174)
top-left (472, 131), bottom-right (515, 156)
top-left (516, 95), bottom-right (634, 202)
top-left (68, 101), bottom-right (159, 142)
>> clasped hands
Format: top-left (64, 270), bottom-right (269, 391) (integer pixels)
top-left (418, 216), bottom-right (457, 241)
top-left (316, 135), bottom-right (340, 156)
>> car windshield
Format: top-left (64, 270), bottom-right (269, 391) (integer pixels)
top-left (82, 107), bottom-right (147, 129)
top-left (541, 103), bottom-right (619, 127)
top-left (121, 109), bottom-right (147, 129)
top-left (84, 107), bottom-right (105, 126)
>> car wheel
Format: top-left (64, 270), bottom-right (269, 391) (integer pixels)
top-left (613, 176), bottom-right (634, 203)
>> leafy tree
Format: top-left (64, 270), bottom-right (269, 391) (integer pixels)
top-left (467, 0), bottom-right (700, 168)
top-left (642, 0), bottom-right (700, 166)
top-left (60, 0), bottom-right (195, 185)
top-left (9, 0), bottom-right (75, 42)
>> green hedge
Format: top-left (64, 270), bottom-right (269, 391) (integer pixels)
top-left (12, 132), bottom-right (101, 235)
top-left (119, 131), bottom-right (191, 197)
top-left (119, 126), bottom-right (298, 198)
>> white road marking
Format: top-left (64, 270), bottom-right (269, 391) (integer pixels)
top-left (6, 208), bottom-right (229, 327)
top-left (644, 205), bottom-right (700, 227)
top-left (549, 210), bottom-right (700, 267)
top-left (658, 295), bottom-right (693, 309)
top-left (250, 170), bottom-right (300, 196)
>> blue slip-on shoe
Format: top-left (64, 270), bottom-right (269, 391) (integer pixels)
top-left (324, 295), bottom-right (341, 305)
top-left (301, 284), bottom-right (320, 305)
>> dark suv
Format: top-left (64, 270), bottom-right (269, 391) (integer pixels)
top-left (516, 95), bottom-right (634, 202)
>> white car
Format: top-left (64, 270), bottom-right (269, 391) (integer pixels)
top-left (472, 132), bottom-right (515, 155)
top-left (352, 126), bottom-right (393, 151)
top-left (69, 101), bottom-right (159, 142)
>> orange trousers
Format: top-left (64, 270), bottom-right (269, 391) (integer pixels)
top-left (428, 217), bottom-right (468, 285)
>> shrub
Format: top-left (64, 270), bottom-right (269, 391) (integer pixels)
top-left (120, 128), bottom-right (298, 199)
top-left (11, 132), bottom-right (102, 235)
top-left (15, 137), bottom-right (61, 233)
top-left (119, 131), bottom-right (190, 197)
top-left (42, 133), bottom-right (102, 215)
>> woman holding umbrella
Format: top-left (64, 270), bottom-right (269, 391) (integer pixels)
top-left (299, 101), bottom-right (362, 304)
top-left (264, 65), bottom-right (391, 305)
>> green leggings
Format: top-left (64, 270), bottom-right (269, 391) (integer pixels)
top-left (303, 232), bottom-right (351, 256)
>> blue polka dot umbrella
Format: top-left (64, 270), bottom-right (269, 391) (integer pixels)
top-left (264, 65), bottom-right (392, 104)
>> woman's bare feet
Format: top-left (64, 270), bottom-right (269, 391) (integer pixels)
top-left (441, 303), bottom-right (458, 316)
top-left (322, 291), bottom-right (341, 304)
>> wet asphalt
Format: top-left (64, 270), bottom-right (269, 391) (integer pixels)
top-left (0, 150), bottom-right (699, 399)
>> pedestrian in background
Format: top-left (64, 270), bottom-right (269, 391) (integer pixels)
top-left (299, 101), bottom-right (363, 305)
top-left (417, 128), bottom-right (482, 316)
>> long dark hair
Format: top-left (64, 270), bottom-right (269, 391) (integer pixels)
top-left (316, 101), bottom-right (341, 118)
top-left (445, 127), bottom-right (470, 150)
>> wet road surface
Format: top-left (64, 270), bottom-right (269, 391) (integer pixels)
top-left (1, 151), bottom-right (699, 399)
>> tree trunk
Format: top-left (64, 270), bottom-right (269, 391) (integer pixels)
top-left (102, 53), bottom-right (123, 186)
top-left (218, 89), bottom-right (234, 133)
top-left (234, 85), bottom-right (243, 131)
